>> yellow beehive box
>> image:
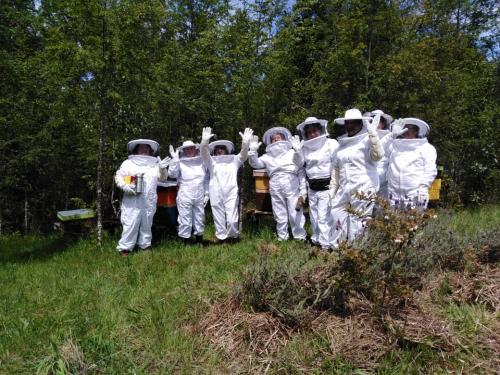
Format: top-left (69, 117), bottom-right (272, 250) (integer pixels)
top-left (253, 169), bottom-right (269, 193)
top-left (428, 178), bottom-right (442, 201)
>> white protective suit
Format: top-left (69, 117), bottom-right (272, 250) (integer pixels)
top-left (168, 143), bottom-right (209, 239)
top-left (201, 135), bottom-right (250, 240)
top-left (384, 118), bottom-right (437, 210)
top-left (366, 110), bottom-right (393, 199)
top-left (115, 153), bottom-right (167, 252)
top-left (377, 128), bottom-right (391, 198)
top-left (330, 111), bottom-right (384, 246)
top-left (249, 128), bottom-right (307, 241)
top-left (293, 117), bottom-right (339, 249)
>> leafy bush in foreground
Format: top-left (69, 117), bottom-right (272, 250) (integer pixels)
top-left (238, 197), bottom-right (500, 326)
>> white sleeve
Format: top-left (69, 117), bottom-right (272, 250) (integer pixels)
top-left (168, 160), bottom-right (180, 179)
top-left (292, 150), bottom-right (305, 168)
top-left (420, 144), bottom-right (437, 188)
top-left (238, 141), bottom-right (250, 163)
top-left (248, 151), bottom-right (266, 169)
top-left (330, 163), bottom-right (340, 194)
top-left (368, 132), bottom-right (384, 162)
top-left (115, 162), bottom-right (129, 191)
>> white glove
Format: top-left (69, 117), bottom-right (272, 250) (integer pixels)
top-left (239, 128), bottom-right (254, 146)
top-left (203, 193), bottom-right (210, 207)
top-left (169, 145), bottom-right (179, 160)
top-left (367, 114), bottom-right (380, 136)
top-left (123, 184), bottom-right (136, 196)
top-left (249, 135), bottom-right (262, 152)
top-left (158, 156), bottom-right (172, 169)
top-left (201, 127), bottom-right (215, 144)
top-left (391, 119), bottom-right (408, 139)
top-left (291, 135), bottom-right (303, 152)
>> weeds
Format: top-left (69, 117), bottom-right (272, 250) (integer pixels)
top-left (204, 200), bottom-right (500, 371)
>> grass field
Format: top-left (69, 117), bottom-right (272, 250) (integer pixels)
top-left (0, 206), bottom-right (498, 374)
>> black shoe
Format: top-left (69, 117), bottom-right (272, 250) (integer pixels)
top-left (180, 237), bottom-right (192, 245)
top-left (195, 235), bottom-right (204, 245)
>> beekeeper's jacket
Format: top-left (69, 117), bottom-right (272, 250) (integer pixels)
top-left (115, 155), bottom-right (167, 250)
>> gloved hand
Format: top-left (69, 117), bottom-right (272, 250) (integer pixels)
top-left (249, 135), bottom-right (262, 152)
top-left (239, 128), bottom-right (254, 146)
top-left (203, 193), bottom-right (210, 207)
top-left (123, 184), bottom-right (136, 196)
top-left (367, 114), bottom-right (380, 136)
top-left (158, 156), bottom-right (172, 169)
top-left (291, 135), bottom-right (303, 152)
top-left (169, 145), bottom-right (179, 160)
top-left (391, 119), bottom-right (408, 139)
top-left (201, 127), bottom-right (215, 144)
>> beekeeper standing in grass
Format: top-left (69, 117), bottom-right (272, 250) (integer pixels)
top-left (292, 117), bottom-right (339, 251)
top-left (115, 139), bottom-right (171, 256)
top-left (248, 127), bottom-right (307, 242)
top-left (168, 140), bottom-right (209, 245)
top-left (329, 109), bottom-right (384, 247)
top-left (200, 127), bottom-right (253, 243)
top-left (383, 118), bottom-right (437, 210)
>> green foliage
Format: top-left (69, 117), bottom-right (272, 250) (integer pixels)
top-left (0, 206), bottom-right (499, 372)
top-left (1, 0), bottom-right (499, 232)
top-left (238, 198), bottom-right (500, 325)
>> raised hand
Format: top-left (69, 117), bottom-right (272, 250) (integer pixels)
top-left (169, 145), bottom-right (179, 160)
top-left (201, 127), bottom-right (215, 144)
top-left (391, 119), bottom-right (408, 139)
top-left (291, 135), bottom-right (303, 152)
top-left (158, 156), bottom-right (172, 169)
top-left (367, 114), bottom-right (381, 135)
top-left (249, 135), bottom-right (262, 152)
top-left (239, 128), bottom-right (254, 146)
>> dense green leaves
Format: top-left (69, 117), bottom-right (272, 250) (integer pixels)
top-left (1, 0), bottom-right (498, 232)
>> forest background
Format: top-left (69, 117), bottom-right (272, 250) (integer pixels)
top-left (1, 0), bottom-right (499, 234)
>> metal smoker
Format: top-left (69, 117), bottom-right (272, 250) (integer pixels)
top-left (135, 173), bottom-right (144, 194)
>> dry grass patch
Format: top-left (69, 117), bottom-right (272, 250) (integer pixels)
top-left (199, 297), bottom-right (291, 358)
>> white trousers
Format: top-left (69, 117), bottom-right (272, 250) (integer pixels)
top-left (308, 189), bottom-right (332, 248)
top-left (270, 173), bottom-right (307, 241)
top-left (117, 207), bottom-right (155, 251)
top-left (211, 193), bottom-right (239, 240)
top-left (177, 194), bottom-right (205, 238)
top-left (330, 195), bottom-right (374, 247)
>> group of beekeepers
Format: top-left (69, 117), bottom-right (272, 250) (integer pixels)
top-left (114, 108), bottom-right (437, 256)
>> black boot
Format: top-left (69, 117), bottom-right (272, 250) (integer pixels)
top-left (195, 235), bottom-right (204, 245)
top-left (181, 237), bottom-right (192, 245)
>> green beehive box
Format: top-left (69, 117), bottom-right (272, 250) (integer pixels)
top-left (57, 209), bottom-right (95, 222)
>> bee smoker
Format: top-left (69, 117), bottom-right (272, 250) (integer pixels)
top-left (135, 173), bottom-right (144, 194)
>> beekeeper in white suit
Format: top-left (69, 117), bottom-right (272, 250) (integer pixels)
top-left (366, 109), bottom-right (393, 199)
top-left (200, 127), bottom-right (253, 243)
top-left (168, 140), bottom-right (209, 244)
top-left (384, 118), bottom-right (437, 210)
top-left (292, 117), bottom-right (339, 250)
top-left (115, 139), bottom-right (171, 256)
top-left (329, 109), bottom-right (384, 246)
top-left (248, 127), bottom-right (307, 241)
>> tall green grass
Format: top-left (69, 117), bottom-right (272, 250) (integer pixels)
top-left (0, 231), bottom-right (258, 373)
top-left (0, 205), bottom-right (498, 373)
